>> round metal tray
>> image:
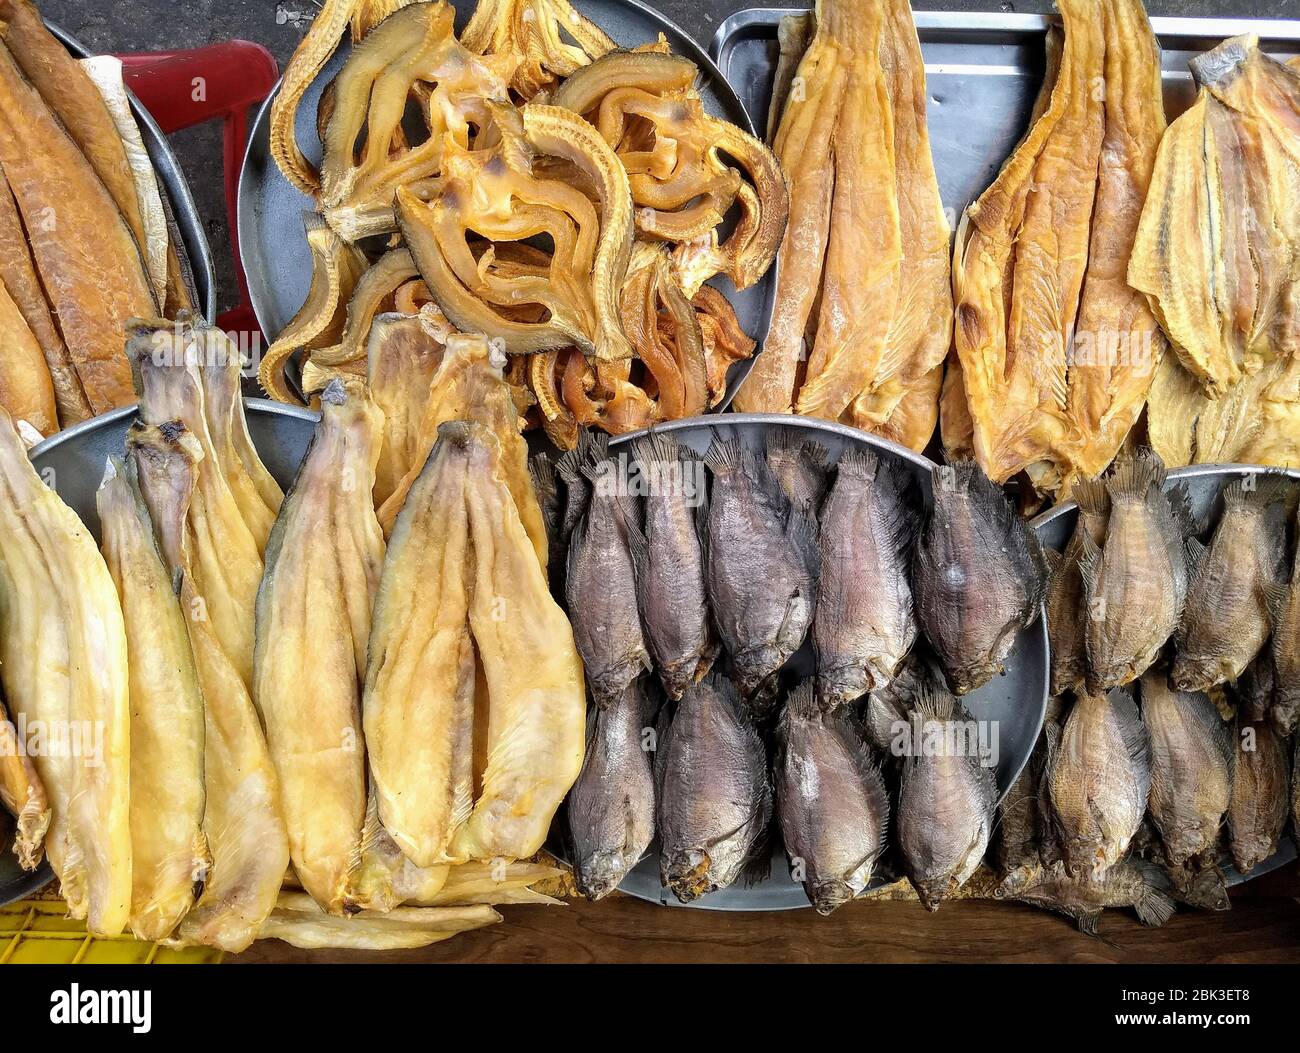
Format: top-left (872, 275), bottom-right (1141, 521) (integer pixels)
top-left (237, 0), bottom-right (775, 410)
top-left (49, 21), bottom-right (216, 322)
top-left (0, 400), bottom-right (317, 907)
top-left (601, 413), bottom-right (1051, 910)
top-left (1031, 463), bottom-right (1300, 886)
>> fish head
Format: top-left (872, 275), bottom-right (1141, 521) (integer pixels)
top-left (807, 879), bottom-right (857, 916)
top-left (1060, 839), bottom-right (1103, 880)
top-left (946, 657), bottom-right (1003, 698)
top-left (1230, 838), bottom-right (1273, 877)
top-left (1170, 654), bottom-right (1229, 693)
top-left (575, 849), bottom-right (633, 902)
top-left (912, 876), bottom-right (953, 912)
top-left (662, 848), bottom-right (716, 903)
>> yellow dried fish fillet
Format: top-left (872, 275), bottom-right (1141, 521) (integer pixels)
top-left (428, 860), bottom-right (563, 905)
top-left (795, 0), bottom-right (901, 420)
top-left (364, 423), bottom-right (476, 868)
top-left (767, 13), bottom-right (815, 144)
top-left (368, 310), bottom-right (446, 508)
top-left (1060, 0), bottom-right (1166, 494)
top-left (97, 457), bottom-right (206, 943)
top-left (0, 275), bottom-right (55, 437)
top-left (0, 43), bottom-right (155, 413)
top-left (0, 690), bottom-right (49, 870)
top-left (79, 56), bottom-right (169, 309)
top-left (257, 892), bottom-right (499, 950)
top-left (350, 790), bottom-right (450, 911)
top-left (0, 170), bottom-right (86, 425)
top-left (128, 420), bottom-right (289, 954)
top-left (0, 408), bottom-right (131, 936)
top-left (255, 382), bottom-right (383, 914)
top-left (449, 424), bottom-right (585, 863)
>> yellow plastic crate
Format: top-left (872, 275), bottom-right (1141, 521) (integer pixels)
top-left (0, 900), bottom-right (223, 964)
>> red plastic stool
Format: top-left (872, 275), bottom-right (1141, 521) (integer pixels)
top-left (115, 41), bottom-right (280, 343)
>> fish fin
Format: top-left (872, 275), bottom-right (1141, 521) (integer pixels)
top-left (1166, 482), bottom-right (1197, 539)
top-left (1222, 472), bottom-right (1289, 510)
top-left (933, 459), bottom-right (982, 496)
top-left (1072, 474), bottom-right (1109, 527)
top-left (622, 501), bottom-right (650, 589)
top-left (577, 437), bottom-right (616, 487)
top-left (1107, 688), bottom-right (1151, 798)
top-left (554, 445), bottom-right (584, 486)
top-left (785, 678), bottom-right (820, 722)
top-left (1106, 448), bottom-right (1167, 500)
top-left (1077, 911), bottom-right (1103, 937)
top-left (1184, 536), bottom-right (1209, 596)
top-left (528, 453), bottom-right (558, 506)
top-left (1077, 529), bottom-right (1102, 604)
top-left (801, 440), bottom-right (830, 471)
top-left (630, 428), bottom-right (682, 469)
top-left (1263, 578), bottom-right (1290, 630)
top-left (912, 683), bottom-right (958, 723)
top-left (703, 436), bottom-right (746, 474)
top-left (833, 445), bottom-right (881, 481)
top-left (1135, 887), bottom-right (1177, 928)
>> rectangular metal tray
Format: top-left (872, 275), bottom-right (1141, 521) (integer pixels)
top-left (710, 9), bottom-right (1300, 221)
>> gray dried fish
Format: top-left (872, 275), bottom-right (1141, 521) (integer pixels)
top-left (1227, 717), bottom-right (1291, 874)
top-left (567, 678), bottom-right (657, 901)
top-left (703, 438), bottom-right (819, 703)
top-left (896, 687), bottom-right (996, 909)
top-left (994, 860), bottom-right (1176, 935)
top-left (1047, 688), bottom-right (1150, 878)
top-left (1081, 452), bottom-right (1189, 691)
top-left (1046, 478), bottom-right (1109, 696)
top-left (913, 461), bottom-right (1046, 695)
top-left (1271, 504), bottom-right (1300, 736)
top-left (765, 428), bottom-right (829, 515)
top-left (1173, 478), bottom-right (1287, 692)
top-left (626, 431), bottom-right (714, 699)
top-left (1233, 649), bottom-right (1276, 725)
top-left (1140, 671), bottom-right (1233, 867)
top-left (555, 433), bottom-right (593, 546)
top-left (775, 681), bottom-right (889, 914)
top-left (813, 447), bottom-right (918, 709)
top-left (528, 452), bottom-right (563, 577)
top-left (565, 435), bottom-right (650, 708)
top-left (656, 674), bottom-right (772, 902)
top-left (997, 704), bottom-right (1064, 878)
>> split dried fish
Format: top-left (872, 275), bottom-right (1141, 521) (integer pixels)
top-left (1227, 717), bottom-right (1291, 874)
top-left (258, 892), bottom-right (501, 951)
top-left (0, 272), bottom-right (55, 436)
top-left (813, 447), bottom-right (917, 708)
top-left (1140, 671), bottom-right (1233, 868)
top-left (775, 681), bottom-right (889, 914)
top-left (255, 382), bottom-right (384, 913)
top-left (1045, 477), bottom-right (1109, 696)
top-left (448, 423), bottom-right (586, 862)
top-left (1047, 688), bottom-right (1150, 877)
top-left (368, 310), bottom-right (446, 509)
top-left (565, 436), bottom-right (649, 708)
top-left (626, 432), bottom-right (713, 700)
top-left (1080, 452), bottom-right (1188, 690)
top-left (567, 677), bottom-right (656, 901)
top-left (656, 674), bottom-right (771, 903)
top-left (1172, 478), bottom-right (1287, 692)
top-left (0, 408), bottom-right (131, 936)
top-left (98, 458), bottom-right (207, 942)
top-left (913, 461), bottom-right (1045, 695)
top-left (703, 438), bottom-right (819, 704)
top-left (129, 421), bottom-right (289, 953)
top-left (896, 687), bottom-right (996, 909)
top-left (994, 859), bottom-right (1176, 935)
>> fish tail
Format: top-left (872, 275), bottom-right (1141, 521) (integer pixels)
top-left (834, 445), bottom-right (881, 480)
top-left (912, 682), bottom-right (958, 722)
top-left (1222, 472), bottom-right (1290, 510)
top-left (528, 452), bottom-right (558, 503)
top-left (631, 429), bottom-right (683, 468)
top-left (785, 678), bottom-right (820, 720)
top-left (933, 459), bottom-right (982, 495)
top-left (1105, 447), bottom-right (1167, 499)
top-left (702, 436), bottom-right (747, 474)
top-left (1072, 474), bottom-right (1108, 521)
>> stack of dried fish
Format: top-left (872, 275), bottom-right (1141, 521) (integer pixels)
top-left (552, 427), bottom-right (1038, 910)
top-left (263, 0), bottom-right (786, 446)
top-left (735, 0), bottom-right (953, 454)
top-left (1134, 36), bottom-right (1300, 469)
top-left (0, 0), bottom-right (194, 438)
top-left (943, 0), bottom-right (1166, 499)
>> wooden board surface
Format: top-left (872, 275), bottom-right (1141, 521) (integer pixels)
top-left (232, 860), bottom-right (1300, 964)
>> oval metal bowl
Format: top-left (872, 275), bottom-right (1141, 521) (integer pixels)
top-left (595, 413), bottom-right (1051, 911)
top-left (0, 400), bottom-right (317, 907)
top-left (237, 0), bottom-right (775, 409)
top-left (1031, 463), bottom-right (1300, 885)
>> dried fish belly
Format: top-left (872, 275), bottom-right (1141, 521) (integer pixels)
top-left (813, 447), bottom-right (917, 708)
top-left (567, 678), bottom-right (656, 901)
top-left (255, 382), bottom-right (384, 913)
top-left (98, 458), bottom-right (206, 942)
top-left (913, 462), bottom-right (1045, 695)
top-left (449, 423), bottom-right (586, 862)
top-left (775, 682), bottom-right (888, 914)
top-left (1047, 689), bottom-right (1149, 878)
top-left (364, 424), bottom-right (476, 868)
top-left (0, 275), bottom-right (55, 436)
top-left (704, 438), bottom-right (818, 704)
top-left (128, 422), bottom-right (289, 953)
top-left (1172, 478), bottom-right (1287, 692)
top-left (656, 675), bottom-right (771, 902)
top-left (0, 409), bottom-right (131, 935)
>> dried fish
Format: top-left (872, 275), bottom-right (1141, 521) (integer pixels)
top-left (994, 860), bottom-right (1176, 935)
top-left (0, 688), bottom-right (47, 870)
top-left (703, 438), bottom-right (819, 704)
top-left (1047, 688), bottom-right (1150, 877)
top-left (1227, 717), bottom-right (1291, 874)
top-left (1046, 477), bottom-right (1109, 696)
top-left (1271, 503), bottom-right (1300, 735)
top-left (656, 674), bottom-right (772, 902)
top-left (0, 274), bottom-right (55, 436)
top-left (765, 429), bottom-right (829, 516)
top-left (775, 682), bottom-right (889, 914)
top-left (896, 687), bottom-right (996, 909)
top-left (1140, 671), bottom-right (1233, 867)
top-left (626, 431), bottom-right (714, 700)
top-left (1080, 452), bottom-right (1188, 690)
top-left (1173, 478), bottom-right (1287, 692)
top-left (913, 461), bottom-right (1045, 695)
top-left (567, 678), bottom-right (656, 901)
top-left (813, 447), bottom-right (917, 708)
